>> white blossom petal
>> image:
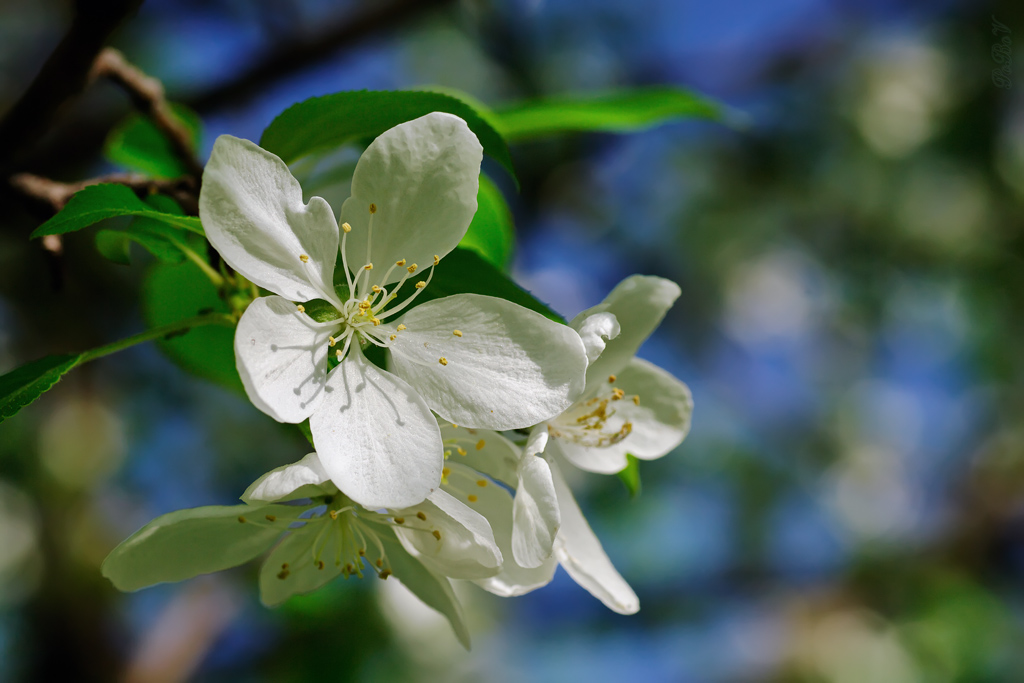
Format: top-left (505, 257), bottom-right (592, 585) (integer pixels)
top-left (259, 523), bottom-right (343, 606)
top-left (387, 294), bottom-right (588, 429)
top-left (340, 113), bottom-right (482, 284)
top-left (548, 432), bottom-right (630, 475)
top-left (393, 489), bottom-right (501, 580)
top-left (235, 296), bottom-right (335, 423)
top-left (440, 423), bottom-right (520, 486)
top-left (573, 311), bottom-right (620, 364)
top-left (611, 357), bottom-right (693, 460)
top-left (549, 460), bottom-right (639, 614)
top-left (101, 504), bottom-right (290, 591)
top-left (200, 135), bottom-right (340, 304)
top-left (242, 452), bottom-right (338, 503)
top-left (512, 452), bottom-right (560, 569)
top-left (570, 275), bottom-right (680, 394)
top-left (446, 462), bottom-right (558, 598)
top-left (310, 347), bottom-right (443, 509)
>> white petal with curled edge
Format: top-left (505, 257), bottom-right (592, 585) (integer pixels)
top-left (340, 113), bottom-right (482, 284)
top-left (386, 293), bottom-right (588, 430)
top-left (573, 311), bottom-right (620, 364)
top-left (235, 296), bottom-right (336, 423)
top-left (610, 357), bottom-right (693, 460)
top-left (310, 347), bottom-right (443, 510)
top-left (443, 462), bottom-right (558, 598)
top-left (549, 459), bottom-right (639, 614)
top-left (570, 275), bottom-right (680, 395)
top-left (242, 452), bottom-right (338, 503)
top-left (200, 135), bottom-right (340, 304)
top-left (512, 450), bottom-right (560, 568)
top-left (393, 489), bottom-right (501, 580)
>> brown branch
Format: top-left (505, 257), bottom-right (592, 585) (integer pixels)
top-left (91, 49), bottom-right (204, 179)
top-left (10, 172), bottom-right (198, 215)
top-left (0, 0), bottom-right (143, 173)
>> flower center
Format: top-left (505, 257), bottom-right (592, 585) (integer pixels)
top-left (547, 375), bottom-right (639, 448)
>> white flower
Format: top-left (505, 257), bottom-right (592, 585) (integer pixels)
top-left (199, 112), bottom-right (588, 510)
top-left (102, 452), bottom-right (501, 649)
top-left (441, 275), bottom-right (693, 614)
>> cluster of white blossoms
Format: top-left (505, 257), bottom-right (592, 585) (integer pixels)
top-left (102, 113), bottom-right (693, 645)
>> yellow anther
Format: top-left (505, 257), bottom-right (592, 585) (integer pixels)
top-left (476, 479), bottom-right (488, 488)
top-left (444, 450), bottom-right (452, 458)
top-left (265, 514), bottom-right (276, 522)
top-left (372, 285), bottom-right (382, 293)
top-left (296, 304), bottom-right (305, 313)
top-left (475, 439), bottom-right (486, 450)
top-left (342, 222), bottom-right (352, 233)
top-left (316, 560), bottom-right (325, 570)
top-left (433, 254), bottom-right (440, 265)
top-left (467, 494), bottom-right (478, 503)
top-left (407, 264), bottom-right (418, 274)
top-left (372, 318), bottom-right (381, 326)
top-left (358, 548), bottom-right (366, 556)
top-left (457, 446), bottom-right (467, 456)
top-left (633, 395), bottom-right (640, 405)
top-left (369, 203), bottom-right (377, 214)
top-left (451, 423), bottom-right (458, 429)
top-left (364, 263), bottom-right (373, 270)
top-left (417, 511), bottom-right (427, 521)
top-left (453, 330), bottom-right (463, 337)
top-left (439, 357), bottom-right (448, 366)
top-left (329, 336), bottom-right (337, 346)
top-left (442, 467), bottom-right (451, 477)
top-left (277, 569), bottom-right (289, 580)
top-left (608, 374), bottom-right (617, 383)
top-left (329, 509), bottom-right (339, 520)
top-left (282, 563), bottom-right (289, 569)
top-left (394, 517), bottom-right (405, 524)
top-left (611, 388), bottom-right (625, 400)
top-left (237, 516), bottom-right (246, 523)
top-left (379, 569), bottom-right (392, 580)
top-left (375, 558), bottom-right (383, 567)
top-left (336, 349), bottom-right (343, 360)
top-left (299, 254), bottom-right (309, 263)
top-left (397, 324), bottom-right (406, 331)
top-left (395, 259), bottom-right (407, 267)
top-left (389, 334), bottom-right (396, 341)
top-left (432, 529), bottom-right (442, 541)
top-left (415, 281), bottom-right (426, 289)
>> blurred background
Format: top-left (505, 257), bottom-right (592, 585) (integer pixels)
top-left (2, 0), bottom-right (1024, 680)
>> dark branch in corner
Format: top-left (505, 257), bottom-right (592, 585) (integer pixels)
top-left (10, 172), bottom-right (198, 215)
top-left (0, 0), bottom-right (143, 173)
top-left (91, 49), bottom-right (204, 179)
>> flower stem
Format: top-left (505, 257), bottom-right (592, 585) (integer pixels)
top-left (78, 312), bottom-right (235, 364)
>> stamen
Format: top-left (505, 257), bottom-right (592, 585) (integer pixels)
top-left (439, 357), bottom-right (448, 366)
top-left (299, 254), bottom-right (309, 263)
top-left (379, 569), bottom-right (392, 580)
top-left (389, 334), bottom-right (396, 341)
top-left (237, 516), bottom-right (246, 523)
top-left (396, 259), bottom-right (406, 267)
top-left (416, 511), bottom-right (427, 521)
top-left (453, 330), bottom-right (463, 337)
top-left (476, 479), bottom-right (488, 487)
top-left (394, 517), bottom-right (405, 525)
top-left (407, 264), bottom-right (418, 274)
top-left (475, 439), bottom-right (486, 450)
top-left (608, 374), bottom-right (617, 383)
top-left (415, 281), bottom-right (426, 289)
top-left (329, 336), bottom-right (337, 346)
top-left (265, 514), bottom-right (277, 522)
top-left (364, 263), bottom-right (373, 270)
top-left (342, 222), bottom-right (352, 233)
top-left (612, 388), bottom-right (625, 400)
top-left (432, 530), bottom-right (442, 541)
top-left (456, 447), bottom-right (467, 456)
top-left (467, 494), bottom-right (478, 503)
top-left (442, 467), bottom-right (451, 477)
top-left (369, 203), bottom-right (377, 214)
top-left (433, 255), bottom-right (440, 266)
top-left (296, 305), bottom-right (305, 313)
top-left (397, 324), bottom-right (406, 331)
top-left (372, 285), bottom-right (382, 293)
top-left (633, 395), bottom-right (640, 405)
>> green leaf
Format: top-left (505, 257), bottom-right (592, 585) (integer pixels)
top-left (104, 102), bottom-right (201, 178)
top-left (30, 184), bottom-right (204, 239)
top-left (102, 504), bottom-right (291, 591)
top-left (458, 175), bottom-right (515, 270)
top-left (142, 260), bottom-right (242, 393)
top-left (94, 230), bottom-right (133, 265)
top-left (400, 247), bottom-right (563, 323)
top-left (616, 455), bottom-right (642, 498)
top-left (260, 90), bottom-right (516, 184)
top-left (494, 87), bottom-right (726, 142)
top-left (0, 354), bottom-right (82, 424)
top-left (95, 195), bottom-right (203, 266)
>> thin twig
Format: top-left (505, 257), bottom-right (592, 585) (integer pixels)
top-left (10, 172), bottom-right (197, 214)
top-left (91, 49), bottom-right (204, 179)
